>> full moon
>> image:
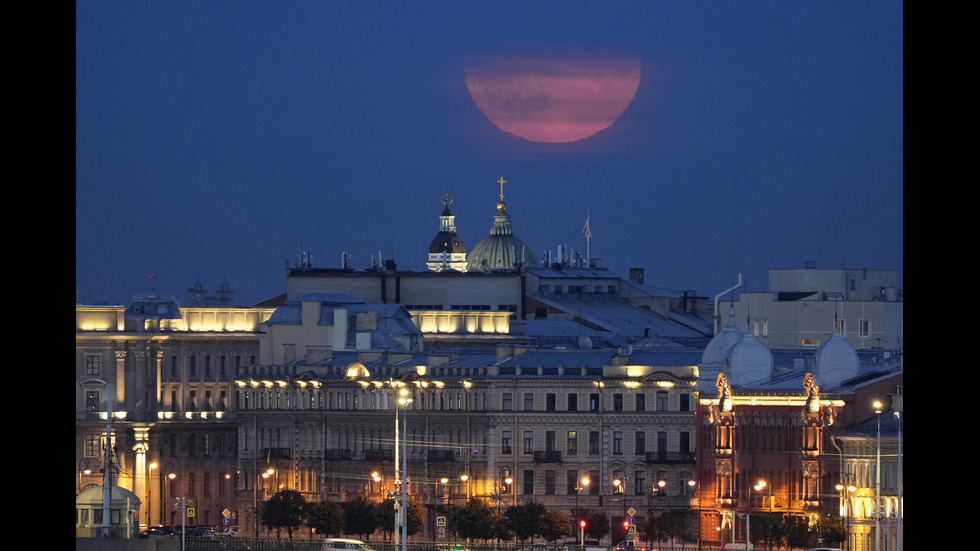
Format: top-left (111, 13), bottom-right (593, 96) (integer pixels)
top-left (465, 54), bottom-right (641, 143)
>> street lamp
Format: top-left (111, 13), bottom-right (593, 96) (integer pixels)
top-left (836, 474), bottom-right (857, 551)
top-left (746, 479), bottom-right (766, 551)
top-left (147, 461), bottom-right (157, 528)
top-left (689, 479), bottom-right (701, 550)
top-left (874, 400), bottom-right (883, 551)
top-left (394, 386), bottom-right (412, 551)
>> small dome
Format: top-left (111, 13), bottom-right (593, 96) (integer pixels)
top-left (429, 232), bottom-right (466, 254)
top-left (726, 332), bottom-right (773, 386)
top-left (701, 307), bottom-right (743, 366)
top-left (815, 332), bottom-right (859, 388)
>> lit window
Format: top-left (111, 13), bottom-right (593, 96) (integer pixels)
top-left (859, 319), bottom-right (871, 338)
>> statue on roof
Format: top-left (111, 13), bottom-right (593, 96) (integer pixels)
top-left (716, 373), bottom-right (732, 412)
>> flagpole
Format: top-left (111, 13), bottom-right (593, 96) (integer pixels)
top-left (583, 210), bottom-right (592, 262)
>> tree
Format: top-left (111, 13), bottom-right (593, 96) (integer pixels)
top-left (449, 498), bottom-right (497, 541)
top-left (571, 507), bottom-right (609, 542)
top-left (504, 501), bottom-right (548, 542)
top-left (659, 510), bottom-right (697, 544)
top-left (813, 515), bottom-right (847, 548)
top-left (343, 496), bottom-right (377, 539)
top-left (307, 500), bottom-right (344, 538)
top-left (540, 509), bottom-right (571, 543)
top-left (782, 514), bottom-right (811, 549)
top-left (259, 489), bottom-right (307, 538)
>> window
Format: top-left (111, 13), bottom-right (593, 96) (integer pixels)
top-left (85, 434), bottom-right (100, 457)
top-left (502, 393), bottom-right (513, 411)
top-left (589, 431), bottom-right (600, 455)
top-left (679, 393), bottom-right (690, 412)
top-left (656, 391), bottom-right (669, 411)
top-left (634, 470), bottom-right (646, 496)
top-left (545, 431), bottom-right (556, 452)
top-left (567, 394), bottom-right (578, 411)
top-left (86, 391), bottom-right (100, 412)
top-left (636, 394), bottom-right (646, 411)
top-left (567, 470), bottom-right (578, 494)
top-left (189, 356), bottom-right (197, 378)
top-left (524, 431), bottom-right (534, 454)
top-left (171, 356), bottom-right (178, 378)
top-left (680, 432), bottom-right (691, 454)
top-left (524, 393), bottom-right (534, 411)
top-left (835, 319), bottom-right (846, 337)
top-left (85, 355), bottom-right (100, 376)
top-left (545, 470), bottom-right (556, 495)
top-left (567, 431), bottom-right (578, 455)
top-left (546, 393), bottom-right (556, 411)
top-left (523, 470), bottom-right (535, 495)
top-left (205, 356), bottom-right (212, 378)
top-left (860, 319), bottom-right (872, 338)
top-left (613, 393), bottom-right (624, 411)
top-left (613, 431), bottom-right (623, 455)
top-left (635, 431), bottom-right (646, 454)
top-left (657, 432), bottom-right (667, 454)
top-left (220, 356), bottom-right (227, 378)
top-left (502, 431), bottom-right (512, 454)
top-left (589, 393), bottom-right (600, 411)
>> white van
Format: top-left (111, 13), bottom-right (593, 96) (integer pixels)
top-left (320, 538), bottom-right (377, 551)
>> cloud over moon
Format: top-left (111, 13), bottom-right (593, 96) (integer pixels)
top-left (465, 54), bottom-right (641, 143)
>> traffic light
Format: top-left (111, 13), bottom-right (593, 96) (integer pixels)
top-left (580, 519), bottom-right (587, 528)
top-left (623, 519), bottom-right (630, 530)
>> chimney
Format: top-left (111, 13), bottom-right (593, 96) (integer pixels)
top-left (629, 268), bottom-right (645, 284)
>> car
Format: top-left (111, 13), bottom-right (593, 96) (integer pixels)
top-left (189, 526), bottom-right (217, 538)
top-left (320, 538), bottom-right (378, 551)
top-left (138, 528), bottom-right (166, 538)
top-left (219, 526), bottom-right (239, 537)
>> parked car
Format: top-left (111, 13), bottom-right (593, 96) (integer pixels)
top-left (219, 526), bottom-right (239, 537)
top-left (320, 538), bottom-right (378, 551)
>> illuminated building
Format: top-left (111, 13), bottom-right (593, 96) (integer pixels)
top-left (693, 307), bottom-right (903, 549)
top-left (75, 290), bottom-right (273, 531)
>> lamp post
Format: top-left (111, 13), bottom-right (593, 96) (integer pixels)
top-left (395, 387), bottom-right (412, 551)
top-left (836, 474), bottom-right (857, 551)
top-left (746, 478), bottom-right (766, 551)
top-left (874, 401), bottom-right (882, 551)
top-left (574, 476), bottom-right (589, 548)
top-left (612, 476), bottom-right (629, 544)
top-left (895, 410), bottom-right (902, 551)
top-left (147, 461), bottom-right (157, 528)
top-left (689, 479), bottom-right (701, 551)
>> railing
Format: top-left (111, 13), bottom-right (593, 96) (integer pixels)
top-left (644, 451), bottom-right (695, 464)
top-left (179, 538), bottom-right (754, 551)
top-left (533, 450), bottom-right (562, 463)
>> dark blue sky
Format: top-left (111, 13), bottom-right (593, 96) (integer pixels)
top-left (76, 2), bottom-right (903, 307)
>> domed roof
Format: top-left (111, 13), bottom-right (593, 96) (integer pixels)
top-left (701, 306), bottom-right (744, 366)
top-left (815, 332), bottom-right (859, 388)
top-left (726, 332), bottom-right (773, 386)
top-left (466, 200), bottom-right (538, 271)
top-left (428, 195), bottom-right (467, 254)
top-left (76, 484), bottom-right (141, 506)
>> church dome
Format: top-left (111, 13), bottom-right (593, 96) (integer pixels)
top-left (726, 332), bottom-right (773, 386)
top-left (815, 332), bottom-right (859, 388)
top-left (466, 199), bottom-right (538, 271)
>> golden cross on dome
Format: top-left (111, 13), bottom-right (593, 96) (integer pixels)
top-left (497, 177), bottom-right (507, 201)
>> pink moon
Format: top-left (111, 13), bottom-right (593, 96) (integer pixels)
top-left (465, 54), bottom-right (641, 143)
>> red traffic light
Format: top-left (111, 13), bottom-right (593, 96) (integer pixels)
top-left (579, 520), bottom-right (586, 528)
top-left (623, 520), bottom-right (630, 529)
